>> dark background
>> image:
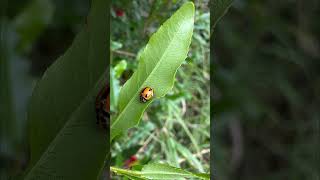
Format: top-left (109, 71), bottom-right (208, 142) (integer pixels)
top-left (213, 0), bottom-right (319, 179)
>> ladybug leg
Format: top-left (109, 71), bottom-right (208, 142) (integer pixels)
top-left (140, 96), bottom-right (144, 102)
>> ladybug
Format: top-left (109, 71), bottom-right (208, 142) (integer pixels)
top-left (95, 86), bottom-right (110, 129)
top-left (140, 87), bottom-right (154, 103)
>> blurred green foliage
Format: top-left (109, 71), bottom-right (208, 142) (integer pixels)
top-left (213, 0), bottom-right (319, 179)
top-left (110, 0), bottom-right (210, 178)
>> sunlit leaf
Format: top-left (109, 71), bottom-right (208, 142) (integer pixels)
top-left (111, 163), bottom-right (209, 180)
top-left (141, 163), bottom-right (209, 180)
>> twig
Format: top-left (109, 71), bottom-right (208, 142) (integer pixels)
top-left (181, 99), bottom-right (187, 116)
top-left (113, 50), bottom-right (136, 57)
top-left (137, 131), bottom-right (156, 154)
top-left (178, 148), bottom-right (210, 164)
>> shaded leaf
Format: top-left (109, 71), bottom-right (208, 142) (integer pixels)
top-left (24, 0), bottom-right (109, 179)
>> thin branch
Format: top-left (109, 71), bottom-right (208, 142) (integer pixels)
top-left (178, 148), bottom-right (210, 164)
top-left (113, 50), bottom-right (136, 57)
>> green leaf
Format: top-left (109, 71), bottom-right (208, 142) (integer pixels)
top-left (211, 0), bottom-right (233, 33)
top-left (141, 163), bottom-right (209, 180)
top-left (24, 0), bottom-right (109, 179)
top-left (111, 164), bottom-right (209, 180)
top-left (111, 2), bottom-right (195, 141)
top-left (123, 175), bottom-right (148, 180)
top-left (111, 60), bottom-right (127, 112)
top-left (114, 60), bottom-right (127, 78)
top-left (111, 167), bottom-right (145, 180)
top-left (194, 173), bottom-right (211, 179)
top-left (142, 163), bottom-right (192, 179)
top-left (111, 68), bottom-right (120, 112)
top-left (111, 40), bottom-right (123, 51)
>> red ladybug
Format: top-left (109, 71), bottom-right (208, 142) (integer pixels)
top-left (95, 86), bottom-right (110, 129)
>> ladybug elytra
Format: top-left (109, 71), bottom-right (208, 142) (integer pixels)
top-left (140, 87), bottom-right (154, 103)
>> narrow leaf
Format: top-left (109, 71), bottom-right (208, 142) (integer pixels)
top-left (111, 164), bottom-right (209, 180)
top-left (111, 167), bottom-right (144, 180)
top-left (194, 173), bottom-right (210, 179)
top-left (141, 163), bottom-right (208, 180)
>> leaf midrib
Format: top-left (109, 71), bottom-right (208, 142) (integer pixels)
top-left (111, 17), bottom-right (189, 132)
top-left (142, 172), bottom-right (192, 176)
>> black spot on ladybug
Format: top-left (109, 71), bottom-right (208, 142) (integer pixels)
top-left (140, 87), bottom-right (154, 103)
